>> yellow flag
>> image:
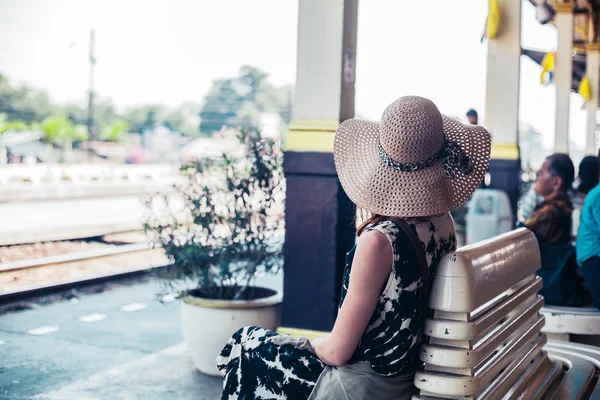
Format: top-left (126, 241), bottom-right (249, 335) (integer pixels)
top-left (487, 0), bottom-right (500, 39)
top-left (540, 52), bottom-right (555, 84)
top-left (579, 76), bottom-right (591, 102)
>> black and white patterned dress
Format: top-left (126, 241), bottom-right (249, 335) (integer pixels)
top-left (217, 214), bottom-right (456, 400)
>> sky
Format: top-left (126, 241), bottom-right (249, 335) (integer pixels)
top-left (0, 0), bottom-right (590, 149)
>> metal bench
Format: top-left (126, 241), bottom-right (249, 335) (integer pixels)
top-left (413, 228), bottom-right (600, 399)
top-left (542, 305), bottom-right (600, 344)
top-left (280, 228), bottom-right (600, 398)
top-left (545, 341), bottom-right (600, 399)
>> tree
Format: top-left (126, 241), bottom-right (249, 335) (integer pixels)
top-left (62, 104), bottom-right (88, 126)
top-left (0, 114), bottom-right (30, 134)
top-left (121, 105), bottom-right (161, 133)
top-left (119, 103), bottom-right (202, 137)
top-left (42, 115), bottom-right (88, 145)
top-left (94, 101), bottom-right (120, 129)
top-left (0, 74), bottom-right (55, 123)
top-left (168, 102), bottom-right (202, 137)
top-left (199, 65), bottom-right (293, 135)
top-left (199, 79), bottom-right (241, 134)
top-left (0, 68), bottom-right (292, 141)
top-left (100, 120), bottom-right (129, 142)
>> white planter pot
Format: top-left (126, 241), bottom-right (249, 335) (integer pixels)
top-left (180, 287), bottom-right (282, 376)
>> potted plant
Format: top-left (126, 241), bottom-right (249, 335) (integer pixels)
top-left (144, 128), bottom-right (284, 376)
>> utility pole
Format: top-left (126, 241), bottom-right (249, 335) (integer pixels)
top-left (87, 28), bottom-right (96, 152)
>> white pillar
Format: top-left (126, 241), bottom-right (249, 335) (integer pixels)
top-left (554, 2), bottom-right (575, 154)
top-left (586, 44), bottom-right (600, 155)
top-left (281, 0), bottom-right (359, 332)
top-left (483, 0), bottom-right (522, 215)
top-left (484, 0), bottom-right (521, 161)
top-left (286, 0), bottom-right (357, 152)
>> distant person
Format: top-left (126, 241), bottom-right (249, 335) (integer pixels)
top-left (465, 109), bottom-right (486, 188)
top-left (522, 153), bottom-right (582, 306)
top-left (574, 156), bottom-right (599, 195)
top-left (571, 155), bottom-right (599, 238)
top-left (576, 150), bottom-right (600, 309)
top-left (466, 109), bottom-right (478, 125)
top-left (525, 153), bottom-right (574, 245)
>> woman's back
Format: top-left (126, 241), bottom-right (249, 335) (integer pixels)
top-left (340, 213), bottom-right (457, 377)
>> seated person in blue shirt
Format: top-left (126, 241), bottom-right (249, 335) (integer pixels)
top-left (576, 150), bottom-right (600, 310)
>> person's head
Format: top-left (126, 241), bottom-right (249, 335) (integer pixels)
top-left (577, 155), bottom-right (599, 194)
top-left (466, 109), bottom-right (478, 125)
top-left (534, 153), bottom-right (575, 199)
top-left (333, 96), bottom-right (491, 234)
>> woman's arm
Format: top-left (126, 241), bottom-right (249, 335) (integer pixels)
top-left (312, 229), bottom-right (393, 366)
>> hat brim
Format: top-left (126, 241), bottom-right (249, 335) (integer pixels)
top-left (333, 116), bottom-right (491, 217)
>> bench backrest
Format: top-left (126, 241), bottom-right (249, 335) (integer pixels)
top-left (415, 228), bottom-right (549, 399)
top-left (429, 227), bottom-right (541, 314)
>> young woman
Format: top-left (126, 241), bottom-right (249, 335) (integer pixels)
top-left (216, 96), bottom-right (491, 400)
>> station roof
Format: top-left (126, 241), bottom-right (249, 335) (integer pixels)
top-left (524, 1), bottom-right (598, 101)
top-left (521, 48), bottom-right (587, 93)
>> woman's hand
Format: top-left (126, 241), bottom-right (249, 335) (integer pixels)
top-left (312, 335), bottom-right (340, 366)
top-left (310, 335), bottom-right (327, 353)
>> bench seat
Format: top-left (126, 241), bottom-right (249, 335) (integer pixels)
top-left (546, 341), bottom-right (600, 399)
top-left (545, 351), bottom-right (596, 400)
top-left (542, 306), bottom-right (600, 342)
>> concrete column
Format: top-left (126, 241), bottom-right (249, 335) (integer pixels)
top-left (286, 0), bottom-right (357, 151)
top-left (484, 0), bottom-right (521, 215)
top-left (586, 43), bottom-right (600, 155)
top-left (554, 2), bottom-right (575, 154)
top-left (281, 0), bottom-right (358, 333)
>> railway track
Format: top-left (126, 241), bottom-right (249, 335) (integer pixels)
top-left (0, 237), bottom-right (169, 302)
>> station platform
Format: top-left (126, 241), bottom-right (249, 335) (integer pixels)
top-left (0, 195), bottom-right (182, 246)
top-left (0, 273), bottom-right (282, 399)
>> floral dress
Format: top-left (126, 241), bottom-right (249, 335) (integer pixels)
top-left (216, 213), bottom-right (456, 400)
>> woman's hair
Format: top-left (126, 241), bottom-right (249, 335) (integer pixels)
top-left (355, 210), bottom-right (430, 236)
top-left (578, 156), bottom-right (599, 194)
top-left (356, 213), bottom-right (388, 236)
top-left (546, 153), bottom-right (575, 193)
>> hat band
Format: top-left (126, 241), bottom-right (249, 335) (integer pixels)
top-left (378, 139), bottom-right (474, 179)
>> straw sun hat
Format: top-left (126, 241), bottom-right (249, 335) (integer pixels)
top-left (334, 96), bottom-right (491, 217)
